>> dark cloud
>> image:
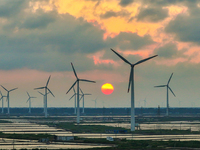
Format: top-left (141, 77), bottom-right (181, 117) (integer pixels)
top-left (137, 7), bottom-right (168, 22)
top-left (107, 32), bottom-right (154, 50)
top-left (100, 10), bottom-right (130, 19)
top-left (140, 0), bottom-right (193, 7)
top-left (165, 13), bottom-right (200, 44)
top-left (119, 0), bottom-right (134, 7)
top-left (20, 9), bottom-right (56, 29)
top-left (0, 0), bottom-right (26, 18)
top-left (154, 43), bottom-right (178, 58)
top-left (154, 43), bottom-right (186, 59)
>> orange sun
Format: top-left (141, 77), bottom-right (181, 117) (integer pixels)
top-left (101, 83), bottom-right (114, 95)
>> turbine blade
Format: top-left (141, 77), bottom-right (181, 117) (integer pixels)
top-left (110, 48), bottom-right (132, 66)
top-left (0, 91), bottom-right (2, 97)
top-left (26, 98), bottom-right (30, 103)
top-left (1, 85), bottom-right (8, 92)
top-left (34, 87), bottom-right (45, 90)
top-left (167, 73), bottom-right (173, 85)
top-left (47, 88), bottom-right (55, 97)
top-left (9, 88), bottom-right (18, 92)
top-left (134, 55), bottom-right (158, 66)
top-left (154, 85), bottom-right (166, 88)
top-left (128, 67), bottom-right (133, 93)
top-left (38, 91), bottom-right (44, 96)
top-left (46, 75), bottom-right (51, 87)
top-left (71, 63), bottom-right (78, 79)
top-left (26, 91), bottom-right (30, 97)
top-left (79, 95), bottom-right (83, 101)
top-left (6, 94), bottom-right (8, 101)
top-left (80, 88), bottom-right (84, 95)
top-left (73, 87), bottom-right (76, 94)
top-left (69, 94), bottom-right (75, 100)
top-left (79, 79), bottom-right (96, 83)
top-left (168, 86), bottom-right (176, 97)
top-left (66, 81), bottom-right (77, 94)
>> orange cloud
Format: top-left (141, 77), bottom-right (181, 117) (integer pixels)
top-left (30, 1), bottom-right (198, 65)
top-left (87, 50), bottom-right (120, 67)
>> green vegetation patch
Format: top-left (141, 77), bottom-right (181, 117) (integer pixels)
top-left (0, 120), bottom-right (12, 123)
top-left (71, 138), bottom-right (200, 150)
top-left (46, 122), bottom-right (127, 133)
top-left (0, 132), bottom-right (54, 140)
top-left (132, 129), bottom-right (200, 135)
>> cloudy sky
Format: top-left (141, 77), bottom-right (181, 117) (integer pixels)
top-left (0, 0), bottom-right (200, 108)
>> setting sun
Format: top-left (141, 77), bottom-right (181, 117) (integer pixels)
top-left (101, 83), bottom-right (114, 95)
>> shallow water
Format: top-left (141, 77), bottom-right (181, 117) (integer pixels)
top-left (81, 121), bottom-right (200, 131)
top-left (1, 118), bottom-right (200, 149)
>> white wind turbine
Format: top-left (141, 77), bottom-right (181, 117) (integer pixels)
top-left (92, 98), bottom-right (97, 108)
top-left (154, 73), bottom-right (176, 116)
top-left (1, 85), bottom-right (18, 114)
top-left (111, 48), bottom-right (157, 131)
top-left (69, 87), bottom-right (78, 114)
top-left (26, 92), bottom-right (36, 113)
top-left (34, 76), bottom-right (55, 118)
top-left (80, 88), bottom-right (91, 113)
top-left (66, 63), bottom-right (95, 124)
top-left (38, 91), bottom-right (49, 114)
top-left (0, 91), bottom-right (7, 113)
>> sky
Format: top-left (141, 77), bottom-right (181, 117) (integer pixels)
top-left (0, 0), bottom-right (200, 108)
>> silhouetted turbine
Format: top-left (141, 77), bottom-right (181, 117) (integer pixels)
top-left (1, 85), bottom-right (18, 114)
top-left (66, 63), bottom-right (95, 124)
top-left (0, 91), bottom-right (7, 113)
top-left (26, 92), bottom-right (36, 113)
top-left (34, 75), bottom-right (55, 118)
top-left (111, 48), bottom-right (157, 131)
top-left (80, 88), bottom-right (91, 113)
top-left (92, 98), bottom-right (97, 108)
top-left (38, 91), bottom-right (50, 114)
top-left (154, 73), bottom-right (175, 116)
top-left (69, 87), bottom-right (78, 114)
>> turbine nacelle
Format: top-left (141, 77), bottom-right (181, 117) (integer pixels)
top-left (111, 48), bottom-right (158, 93)
top-left (34, 75), bottom-right (55, 97)
top-left (66, 63), bottom-right (95, 94)
top-left (154, 73), bottom-right (175, 97)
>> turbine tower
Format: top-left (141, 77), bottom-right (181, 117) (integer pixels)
top-left (1, 85), bottom-right (18, 114)
top-left (80, 88), bottom-right (91, 113)
top-left (92, 98), bottom-right (97, 108)
top-left (34, 75), bottom-right (55, 118)
top-left (26, 92), bottom-right (36, 113)
top-left (38, 91), bottom-right (49, 114)
top-left (66, 63), bottom-right (95, 124)
top-left (111, 48), bottom-right (157, 131)
top-left (69, 87), bottom-right (78, 114)
top-left (154, 73), bottom-right (176, 116)
top-left (143, 98), bottom-right (147, 107)
top-left (0, 91), bottom-right (7, 113)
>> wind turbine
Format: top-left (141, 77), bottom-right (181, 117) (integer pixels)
top-left (69, 87), bottom-right (77, 114)
top-left (0, 91), bottom-right (7, 113)
top-left (80, 88), bottom-right (91, 113)
top-left (1, 85), bottom-right (18, 114)
top-left (110, 48), bottom-right (157, 131)
top-left (92, 98), bottom-right (97, 108)
top-left (38, 91), bottom-right (50, 114)
top-left (154, 73), bottom-right (176, 116)
top-left (66, 63), bottom-right (95, 124)
top-left (26, 92), bottom-right (36, 113)
top-left (34, 75), bottom-right (55, 118)
top-left (143, 98), bottom-right (147, 107)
